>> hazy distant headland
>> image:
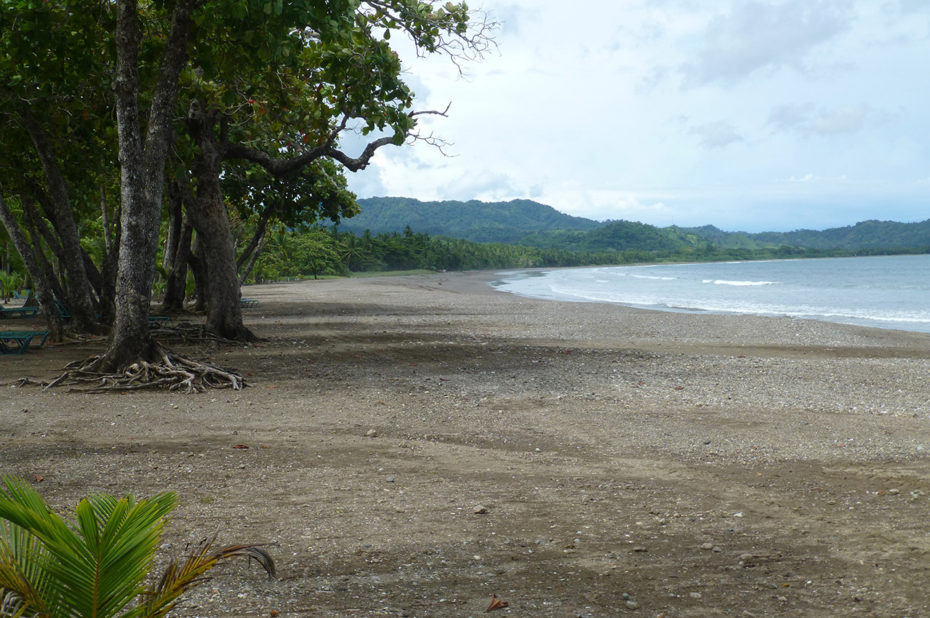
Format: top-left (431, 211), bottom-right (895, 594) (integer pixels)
top-left (340, 197), bottom-right (930, 255)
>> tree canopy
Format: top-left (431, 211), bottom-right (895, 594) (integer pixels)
top-left (0, 0), bottom-right (494, 384)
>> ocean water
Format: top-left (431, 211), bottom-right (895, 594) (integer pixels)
top-left (492, 254), bottom-right (930, 334)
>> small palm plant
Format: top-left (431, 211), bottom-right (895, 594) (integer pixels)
top-left (0, 476), bottom-right (275, 617)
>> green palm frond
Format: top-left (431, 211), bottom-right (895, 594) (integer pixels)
top-left (0, 518), bottom-right (52, 617)
top-left (0, 476), bottom-right (275, 618)
top-left (0, 477), bottom-right (176, 618)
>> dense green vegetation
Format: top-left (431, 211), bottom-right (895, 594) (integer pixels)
top-left (748, 219), bottom-right (930, 250)
top-left (242, 222), bottom-right (922, 282)
top-left (344, 197), bottom-right (930, 253)
top-left (282, 197), bottom-right (930, 281)
top-left (341, 197), bottom-right (601, 242)
top-left (0, 0), bottom-right (492, 371)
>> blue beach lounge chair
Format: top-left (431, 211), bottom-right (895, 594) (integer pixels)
top-left (0, 330), bottom-right (50, 354)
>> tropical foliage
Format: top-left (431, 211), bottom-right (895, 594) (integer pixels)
top-left (0, 476), bottom-right (274, 618)
top-left (239, 214), bottom-right (930, 283)
top-left (0, 0), bottom-right (493, 374)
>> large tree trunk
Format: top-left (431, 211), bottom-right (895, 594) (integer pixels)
top-left (97, 199), bottom-right (121, 326)
top-left (20, 113), bottom-right (100, 331)
top-left (0, 194), bottom-right (65, 340)
top-left (160, 177), bottom-right (191, 311)
top-left (162, 176), bottom-right (183, 271)
top-left (238, 232), bottom-right (268, 285)
top-left (186, 130), bottom-right (254, 340)
top-left (161, 217), bottom-right (194, 312)
top-left (99, 0), bottom-right (194, 371)
top-left (235, 203), bottom-right (275, 277)
top-left (188, 235), bottom-right (208, 312)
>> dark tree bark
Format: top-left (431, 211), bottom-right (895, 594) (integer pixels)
top-left (98, 201), bottom-right (121, 326)
top-left (162, 176), bottom-right (183, 271)
top-left (188, 234), bottom-right (207, 312)
top-left (235, 203), bottom-right (275, 274)
top-left (224, 135), bottom-right (396, 176)
top-left (20, 112), bottom-right (100, 331)
top-left (81, 250), bottom-right (106, 308)
top-left (0, 192), bottom-right (65, 340)
top-left (238, 231), bottom-right (268, 286)
top-left (161, 178), bottom-right (195, 313)
top-left (168, 126), bottom-right (401, 342)
top-left (100, 0), bottom-right (196, 371)
top-left (21, 194), bottom-right (66, 270)
top-left (20, 195), bottom-right (70, 313)
top-left (101, 184), bottom-right (113, 253)
top-left (186, 113), bottom-right (253, 340)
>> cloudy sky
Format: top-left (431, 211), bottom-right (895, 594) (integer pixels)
top-left (345, 1), bottom-right (930, 232)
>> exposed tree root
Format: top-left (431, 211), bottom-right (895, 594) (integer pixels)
top-left (150, 320), bottom-right (239, 345)
top-left (45, 344), bottom-right (246, 393)
top-left (0, 377), bottom-right (47, 388)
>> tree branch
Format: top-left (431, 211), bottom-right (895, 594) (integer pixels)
top-left (223, 101), bottom-right (452, 175)
top-left (362, 1), bottom-right (497, 73)
top-left (222, 142), bottom-right (331, 176)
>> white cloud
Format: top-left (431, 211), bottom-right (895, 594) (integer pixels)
top-left (681, 1), bottom-right (853, 85)
top-left (896, 0), bottom-right (930, 14)
top-left (538, 188), bottom-right (677, 224)
top-left (346, 1), bottom-right (930, 232)
top-left (768, 103), bottom-right (873, 136)
top-left (688, 121), bottom-right (745, 148)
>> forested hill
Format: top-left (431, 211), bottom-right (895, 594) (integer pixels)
top-left (342, 197), bottom-right (930, 253)
top-left (678, 220), bottom-right (930, 251)
top-left (342, 197), bottom-right (600, 242)
top-left (750, 219), bottom-right (930, 250)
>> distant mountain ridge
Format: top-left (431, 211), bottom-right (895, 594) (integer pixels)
top-left (343, 197), bottom-right (599, 243)
top-left (343, 197), bottom-right (930, 253)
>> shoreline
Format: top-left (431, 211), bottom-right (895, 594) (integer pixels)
top-left (482, 259), bottom-right (930, 338)
top-left (413, 268), bottom-right (930, 353)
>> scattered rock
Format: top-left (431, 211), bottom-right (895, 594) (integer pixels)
top-left (366, 429), bottom-right (378, 437)
top-left (701, 542), bottom-right (714, 550)
top-left (473, 505), bottom-right (488, 514)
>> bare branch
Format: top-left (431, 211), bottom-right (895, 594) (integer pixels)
top-left (223, 99), bottom-right (457, 176)
top-left (326, 135), bottom-right (396, 172)
top-left (410, 101), bottom-right (452, 119)
top-left (408, 129), bottom-right (455, 157)
top-left (363, 1), bottom-right (499, 73)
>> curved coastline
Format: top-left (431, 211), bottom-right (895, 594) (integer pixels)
top-left (488, 259), bottom-right (930, 335)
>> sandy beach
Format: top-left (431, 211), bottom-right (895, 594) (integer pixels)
top-left (2, 270), bottom-right (930, 616)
